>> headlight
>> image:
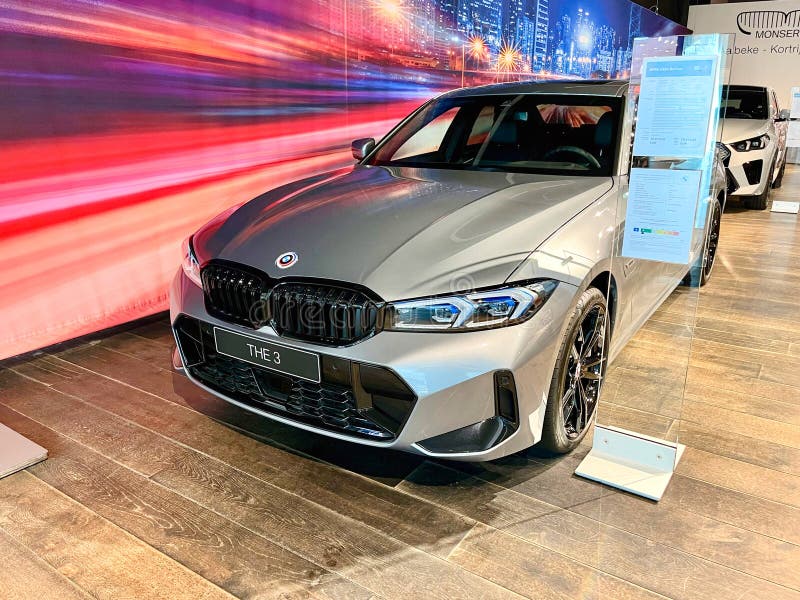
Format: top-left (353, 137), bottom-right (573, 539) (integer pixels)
top-left (385, 280), bottom-right (557, 332)
top-left (732, 134), bottom-right (769, 152)
top-left (181, 235), bottom-right (202, 287)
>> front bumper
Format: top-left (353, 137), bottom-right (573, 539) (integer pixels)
top-left (724, 143), bottom-right (776, 197)
top-left (169, 270), bottom-right (577, 461)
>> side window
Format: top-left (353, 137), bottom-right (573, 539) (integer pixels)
top-left (392, 107), bottom-right (459, 161)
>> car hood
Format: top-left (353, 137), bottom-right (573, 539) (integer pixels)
top-left (195, 165), bottom-right (612, 300)
top-left (720, 118), bottom-right (770, 144)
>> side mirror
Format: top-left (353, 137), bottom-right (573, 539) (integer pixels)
top-left (351, 138), bottom-right (375, 161)
top-left (777, 108), bottom-right (791, 122)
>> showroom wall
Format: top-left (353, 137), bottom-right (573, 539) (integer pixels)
top-left (688, 0), bottom-right (800, 107)
top-left (0, 0), bottom-right (686, 359)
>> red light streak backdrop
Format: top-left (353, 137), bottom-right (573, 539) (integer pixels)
top-left (0, 0), bottom-right (685, 358)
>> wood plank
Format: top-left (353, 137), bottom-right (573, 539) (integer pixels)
top-left (0, 403), bottom-right (370, 600)
top-left (680, 399), bottom-right (800, 449)
top-left (0, 527), bottom-right (91, 600)
top-left (449, 524), bottom-right (666, 600)
top-left (12, 354), bottom-right (474, 559)
top-left (663, 474), bottom-right (800, 546)
top-left (398, 461), bottom-right (799, 600)
top-left (596, 402), bottom-right (676, 440)
top-left (397, 461), bottom-right (561, 530)
top-left (693, 323), bottom-right (796, 355)
top-left (126, 314), bottom-right (175, 346)
top-left (684, 361), bottom-right (800, 403)
top-left (0, 367), bottom-right (512, 599)
top-left (449, 448), bottom-right (613, 509)
top-left (602, 366), bottom-right (684, 420)
top-left (676, 447), bottom-right (800, 509)
top-left (683, 384), bottom-right (800, 426)
top-left (0, 368), bottom-right (195, 478)
top-left (678, 420), bottom-right (800, 476)
top-left (150, 451), bottom-right (520, 599)
top-left (572, 489), bottom-right (800, 589)
top-left (0, 471), bottom-right (232, 600)
top-left (48, 340), bottom-right (426, 485)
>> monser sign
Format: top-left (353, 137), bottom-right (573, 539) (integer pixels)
top-left (737, 9), bottom-right (800, 38)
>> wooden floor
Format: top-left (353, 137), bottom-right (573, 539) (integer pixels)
top-left (1, 166), bottom-right (799, 600)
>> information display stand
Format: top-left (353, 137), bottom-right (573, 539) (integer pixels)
top-left (575, 33), bottom-right (732, 501)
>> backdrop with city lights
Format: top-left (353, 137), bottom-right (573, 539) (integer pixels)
top-left (0, 0), bottom-right (687, 358)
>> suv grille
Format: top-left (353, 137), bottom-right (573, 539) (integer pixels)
top-left (173, 316), bottom-right (415, 440)
top-left (200, 261), bottom-right (382, 346)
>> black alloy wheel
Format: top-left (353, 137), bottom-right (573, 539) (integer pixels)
top-left (539, 287), bottom-right (609, 454)
top-left (562, 303), bottom-right (606, 439)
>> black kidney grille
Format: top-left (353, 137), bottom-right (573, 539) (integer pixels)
top-left (201, 263), bottom-right (270, 327)
top-left (269, 283), bottom-right (380, 345)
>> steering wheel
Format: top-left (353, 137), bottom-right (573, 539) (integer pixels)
top-left (542, 146), bottom-right (602, 169)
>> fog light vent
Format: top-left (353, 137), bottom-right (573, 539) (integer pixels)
top-left (742, 160), bottom-right (763, 186)
top-left (494, 370), bottom-right (519, 425)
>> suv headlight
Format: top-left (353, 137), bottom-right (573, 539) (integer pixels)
top-left (181, 235), bottom-right (202, 287)
top-left (385, 280), bottom-right (557, 332)
top-left (732, 134), bottom-right (769, 152)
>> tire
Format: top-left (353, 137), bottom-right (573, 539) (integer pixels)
top-left (772, 157), bottom-right (786, 189)
top-left (683, 195), bottom-right (722, 287)
top-left (539, 287), bottom-right (610, 455)
top-left (744, 157), bottom-right (774, 210)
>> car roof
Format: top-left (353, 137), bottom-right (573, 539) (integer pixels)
top-left (443, 79), bottom-right (629, 99)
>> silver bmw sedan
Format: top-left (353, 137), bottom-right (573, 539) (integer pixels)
top-left (171, 80), bottom-right (724, 461)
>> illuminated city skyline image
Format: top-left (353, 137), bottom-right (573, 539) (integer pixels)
top-left (0, 0), bottom-right (686, 357)
top-left (329, 0), bottom-right (688, 83)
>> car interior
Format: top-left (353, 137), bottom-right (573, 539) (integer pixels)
top-left (371, 94), bottom-right (621, 175)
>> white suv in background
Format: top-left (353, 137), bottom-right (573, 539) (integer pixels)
top-left (720, 84), bottom-right (790, 210)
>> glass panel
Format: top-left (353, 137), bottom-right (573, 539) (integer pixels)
top-left (391, 107), bottom-right (460, 160)
top-left (596, 33), bottom-right (733, 458)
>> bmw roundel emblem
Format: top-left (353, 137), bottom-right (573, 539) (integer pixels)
top-left (276, 251), bottom-right (298, 269)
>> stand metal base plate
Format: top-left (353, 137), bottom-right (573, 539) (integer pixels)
top-left (771, 201), bottom-right (799, 214)
top-left (0, 422), bottom-right (47, 479)
top-left (575, 424), bottom-right (684, 501)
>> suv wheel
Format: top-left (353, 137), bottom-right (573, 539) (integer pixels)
top-left (539, 287), bottom-right (609, 454)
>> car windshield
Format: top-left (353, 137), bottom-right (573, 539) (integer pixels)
top-left (366, 93), bottom-right (621, 176)
top-left (720, 87), bottom-right (769, 120)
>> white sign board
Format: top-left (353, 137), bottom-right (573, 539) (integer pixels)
top-left (791, 87), bottom-right (800, 118)
top-left (622, 168), bottom-right (703, 264)
top-left (688, 0), bottom-right (800, 109)
top-left (633, 56), bottom-right (718, 159)
top-left (789, 121), bottom-right (800, 148)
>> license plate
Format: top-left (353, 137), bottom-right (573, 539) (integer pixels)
top-left (213, 326), bottom-right (321, 383)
